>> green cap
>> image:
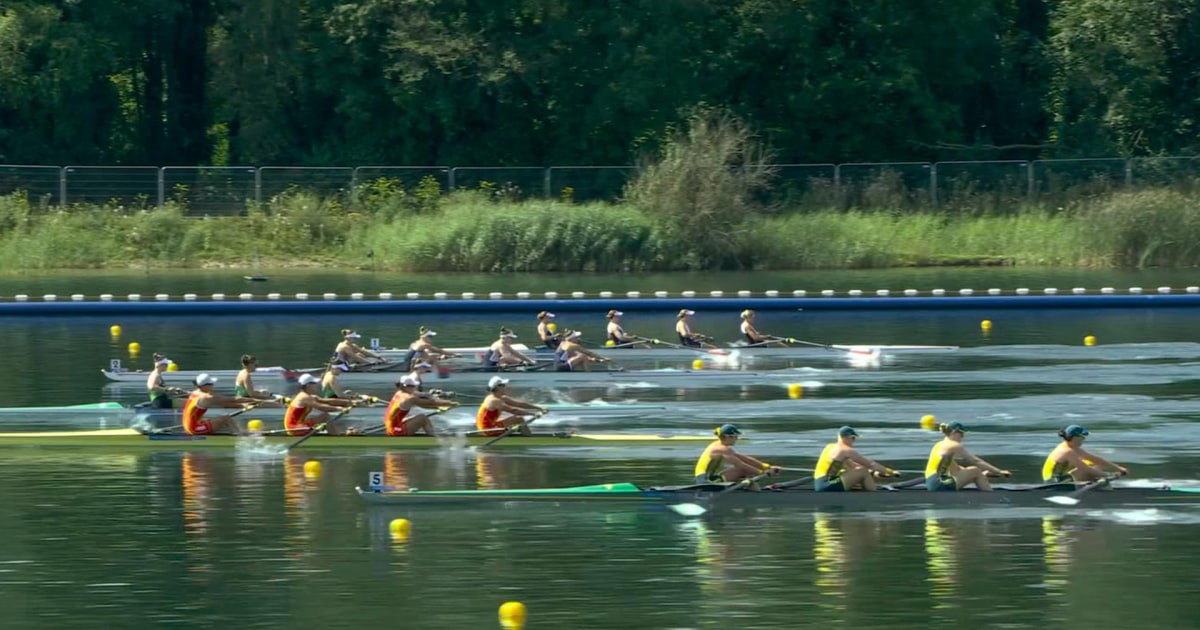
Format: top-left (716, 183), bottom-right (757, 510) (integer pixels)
top-left (1063, 424), bottom-right (1089, 438)
top-left (945, 421), bottom-right (969, 433)
top-left (838, 426), bottom-right (859, 438)
top-left (716, 423), bottom-right (742, 436)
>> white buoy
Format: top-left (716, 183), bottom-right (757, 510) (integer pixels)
top-left (931, 289), bottom-right (946, 296)
top-left (682, 290), bottom-right (696, 297)
top-left (848, 289), bottom-right (862, 296)
top-left (321, 293), bottom-right (335, 300)
top-left (294, 293), bottom-right (307, 300)
top-left (626, 291), bottom-right (640, 298)
top-left (1015, 288), bottom-right (1029, 295)
top-left (1100, 287), bottom-right (1115, 294)
top-left (42, 294), bottom-right (56, 301)
top-left (14, 294), bottom-right (28, 302)
top-left (987, 288), bottom-right (1002, 295)
top-left (350, 293), bottom-right (364, 300)
top-left (959, 289), bottom-right (973, 296)
top-left (545, 291), bottom-right (559, 298)
top-left (1044, 288), bottom-right (1058, 295)
top-left (765, 290), bottom-right (779, 297)
top-left (267, 293), bottom-right (281, 300)
top-left (379, 292), bottom-right (393, 300)
top-left (737, 290), bottom-right (751, 297)
top-left (821, 290), bottom-right (835, 297)
top-left (406, 293), bottom-right (420, 299)
top-left (461, 292), bottom-right (475, 299)
top-left (99, 294), bottom-right (113, 301)
top-left (489, 292), bottom-right (503, 299)
top-left (155, 293), bottom-right (169, 301)
top-left (71, 294), bottom-right (84, 301)
top-left (1072, 288), bottom-right (1086, 294)
top-left (183, 293), bottom-right (197, 301)
top-left (517, 292), bottom-right (531, 299)
top-left (1130, 287), bottom-right (1143, 294)
top-left (599, 291), bottom-right (613, 298)
top-left (239, 293), bottom-right (253, 300)
top-left (433, 292), bottom-right (447, 299)
top-left (127, 294), bottom-right (141, 301)
top-left (654, 291), bottom-right (669, 298)
top-left (904, 289), bottom-right (919, 296)
top-left (710, 290), bottom-right (724, 297)
top-left (571, 291), bottom-right (585, 298)
top-left (1157, 286), bottom-right (1171, 294)
top-left (792, 290), bottom-right (807, 297)
top-left (212, 293), bottom-right (226, 301)
top-left (1188, 286), bottom-right (1200, 294)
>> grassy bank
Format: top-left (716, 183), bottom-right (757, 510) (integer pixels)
top-left (0, 188), bottom-right (1197, 271)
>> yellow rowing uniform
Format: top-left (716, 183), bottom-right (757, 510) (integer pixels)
top-left (1042, 452), bottom-right (1073, 483)
top-left (813, 443), bottom-right (845, 491)
top-left (693, 441), bottom-right (725, 483)
top-left (924, 441), bottom-right (957, 491)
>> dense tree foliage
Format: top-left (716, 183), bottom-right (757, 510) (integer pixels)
top-left (1, 0), bottom-right (1197, 166)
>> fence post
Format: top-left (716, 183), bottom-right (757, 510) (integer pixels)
top-left (543, 167), bottom-right (552, 199)
top-left (1026, 161), bottom-right (1035, 200)
top-left (59, 167), bottom-right (67, 207)
top-left (156, 168), bottom-right (165, 208)
top-left (448, 167), bottom-right (457, 192)
top-left (1124, 158), bottom-right (1132, 187)
top-left (254, 168), bottom-right (262, 205)
top-left (929, 163), bottom-right (938, 207)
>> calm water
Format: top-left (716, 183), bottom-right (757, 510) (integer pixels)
top-left (1, 270), bottom-right (1200, 628)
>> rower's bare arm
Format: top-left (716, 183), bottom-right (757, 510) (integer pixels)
top-left (1078, 448), bottom-right (1127, 474)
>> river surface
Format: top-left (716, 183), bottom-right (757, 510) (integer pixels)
top-left (1, 270), bottom-right (1199, 628)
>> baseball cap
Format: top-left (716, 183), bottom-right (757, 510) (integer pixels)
top-left (297, 373), bottom-right (320, 386)
top-left (397, 375), bottom-right (420, 388)
top-left (1063, 424), bottom-right (1089, 438)
top-left (500, 328), bottom-right (518, 338)
top-left (487, 376), bottom-right (510, 390)
top-left (716, 423), bottom-right (742, 436)
top-left (343, 330), bottom-right (361, 339)
top-left (194, 373), bottom-right (217, 386)
top-left (419, 326), bottom-right (437, 337)
top-left (537, 311), bottom-right (556, 319)
top-left (606, 310), bottom-right (624, 318)
top-left (838, 426), bottom-right (860, 438)
top-left (944, 421), bottom-right (969, 433)
top-left (155, 357), bottom-right (172, 366)
top-left (678, 309), bottom-right (695, 317)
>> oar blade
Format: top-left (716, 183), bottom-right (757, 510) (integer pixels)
top-left (1044, 495), bottom-right (1081, 506)
top-left (668, 502), bottom-right (708, 517)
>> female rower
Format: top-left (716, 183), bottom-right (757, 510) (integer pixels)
top-left (333, 329), bottom-right (383, 367)
top-left (605, 310), bottom-right (643, 347)
top-left (536, 311), bottom-right (560, 349)
top-left (476, 376), bottom-right (547, 436)
top-left (182, 374), bottom-right (258, 435)
top-left (146, 356), bottom-right (184, 409)
top-left (320, 362), bottom-right (360, 405)
top-left (924, 422), bottom-right (1010, 491)
top-left (813, 426), bottom-right (898, 491)
top-left (553, 330), bottom-right (611, 372)
top-left (234, 355), bottom-right (282, 405)
top-left (694, 424), bottom-right (781, 484)
top-left (485, 328), bottom-right (536, 368)
top-left (676, 309), bottom-right (713, 348)
top-left (1042, 425), bottom-right (1128, 483)
top-left (285, 373), bottom-right (354, 436)
top-left (740, 310), bottom-right (784, 347)
top-left (403, 326), bottom-right (454, 369)
top-left (383, 376), bottom-right (458, 436)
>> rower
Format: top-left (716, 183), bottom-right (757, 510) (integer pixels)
top-left (536, 311), bottom-right (560, 349)
top-left (285, 373), bottom-right (354, 436)
top-left (383, 376), bottom-right (458, 436)
top-left (676, 309), bottom-right (712, 348)
top-left (320, 361), bottom-right (358, 403)
top-left (1042, 424), bottom-right (1128, 484)
top-left (333, 329), bottom-right (384, 367)
top-left (553, 329), bottom-right (611, 372)
top-left (925, 422), bottom-right (1010, 491)
top-left (485, 328), bottom-right (536, 368)
top-left (605, 310), bottom-right (642, 347)
top-left (402, 326), bottom-right (454, 368)
top-left (234, 354), bottom-right (281, 404)
top-left (476, 376), bottom-right (547, 437)
top-left (146, 356), bottom-right (184, 409)
top-left (182, 373), bottom-right (258, 436)
top-left (403, 361), bottom-right (435, 389)
top-left (740, 310), bottom-right (785, 347)
top-left (694, 424), bottom-right (781, 485)
top-left (813, 426), bottom-right (897, 491)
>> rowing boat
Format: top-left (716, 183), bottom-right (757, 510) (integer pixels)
top-left (101, 365), bottom-right (800, 388)
top-left (356, 480), bottom-right (1200, 508)
top-left (0, 428), bottom-right (711, 449)
top-left (378, 342), bottom-right (959, 363)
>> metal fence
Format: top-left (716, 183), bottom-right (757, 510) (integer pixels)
top-left (2, 158), bottom-right (1199, 215)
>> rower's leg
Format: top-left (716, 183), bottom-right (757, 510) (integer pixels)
top-left (502, 415), bottom-right (531, 436)
top-left (1071, 467), bottom-right (1104, 483)
top-left (213, 415), bottom-right (242, 436)
top-left (841, 468), bottom-right (875, 491)
top-left (408, 414), bottom-right (433, 435)
top-left (953, 467), bottom-right (992, 491)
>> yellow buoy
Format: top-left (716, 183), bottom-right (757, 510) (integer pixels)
top-left (787, 383), bottom-right (803, 399)
top-left (247, 419), bottom-right (263, 432)
top-left (920, 414), bottom-right (937, 430)
top-left (389, 518), bottom-right (412, 541)
top-left (692, 359), bottom-right (704, 370)
top-left (499, 601), bottom-right (527, 629)
top-left (166, 361), bottom-right (179, 371)
top-left (605, 339), bottom-right (615, 347)
top-left (547, 323), bottom-right (558, 333)
top-left (303, 460), bottom-right (322, 479)
top-left (109, 324), bottom-right (122, 337)
top-left (128, 341), bottom-right (141, 355)
top-left (980, 319), bottom-right (993, 331)
top-left (1084, 335), bottom-right (1096, 346)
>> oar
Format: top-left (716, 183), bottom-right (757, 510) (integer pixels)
top-left (476, 411), bottom-right (546, 449)
top-left (1044, 474), bottom-right (1122, 506)
top-left (149, 400), bottom-right (266, 435)
top-left (356, 408), bottom-right (452, 436)
top-left (632, 336), bottom-right (729, 356)
top-left (285, 405), bottom-right (350, 448)
top-left (668, 472), bottom-right (771, 517)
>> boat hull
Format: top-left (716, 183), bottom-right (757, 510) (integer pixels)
top-left (356, 482), bottom-right (1200, 509)
top-left (380, 343), bottom-right (958, 363)
top-left (0, 429), bottom-right (711, 449)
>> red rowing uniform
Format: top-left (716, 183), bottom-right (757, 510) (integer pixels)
top-left (384, 392), bottom-right (413, 437)
top-left (182, 392), bottom-right (213, 435)
top-left (476, 402), bottom-right (503, 437)
top-left (284, 403), bottom-right (315, 436)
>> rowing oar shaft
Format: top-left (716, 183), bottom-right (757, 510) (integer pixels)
top-left (479, 412), bottom-right (544, 448)
top-left (287, 408), bottom-right (353, 450)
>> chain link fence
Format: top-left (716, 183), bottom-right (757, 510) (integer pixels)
top-left (0, 157), bottom-right (1197, 215)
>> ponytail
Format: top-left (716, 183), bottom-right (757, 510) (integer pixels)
top-left (1057, 428), bottom-right (1069, 440)
top-left (938, 423), bottom-right (953, 436)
